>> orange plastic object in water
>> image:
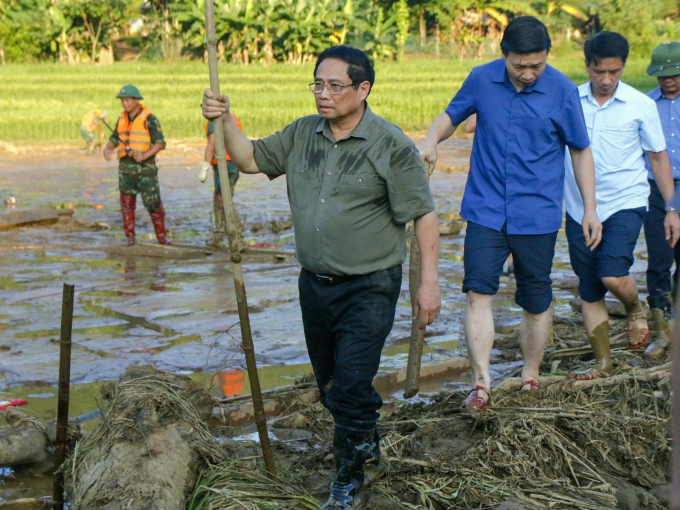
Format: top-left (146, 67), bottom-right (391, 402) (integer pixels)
top-left (0, 399), bottom-right (27, 410)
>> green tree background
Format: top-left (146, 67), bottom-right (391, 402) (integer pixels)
top-left (0, 0), bottom-right (677, 63)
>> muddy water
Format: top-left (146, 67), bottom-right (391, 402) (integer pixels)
top-left (0, 137), bottom-right (651, 501)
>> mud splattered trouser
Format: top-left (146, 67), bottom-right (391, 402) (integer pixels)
top-left (118, 161), bottom-right (162, 212)
top-left (298, 265), bottom-right (401, 432)
top-left (645, 179), bottom-right (680, 303)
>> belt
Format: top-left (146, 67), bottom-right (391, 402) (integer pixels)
top-left (314, 273), bottom-right (361, 286)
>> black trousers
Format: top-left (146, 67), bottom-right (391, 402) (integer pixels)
top-left (644, 180), bottom-right (680, 302)
top-left (298, 265), bottom-right (402, 431)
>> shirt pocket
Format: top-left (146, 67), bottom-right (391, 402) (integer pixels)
top-left (597, 121), bottom-right (640, 168)
top-left (331, 174), bottom-right (386, 217)
top-left (515, 117), bottom-right (557, 160)
top-left (288, 165), bottom-right (318, 210)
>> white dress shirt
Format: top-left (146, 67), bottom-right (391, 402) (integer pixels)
top-left (564, 81), bottom-right (666, 224)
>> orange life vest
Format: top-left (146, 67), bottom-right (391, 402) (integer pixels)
top-left (81, 108), bottom-right (103, 132)
top-left (206, 113), bottom-right (242, 165)
top-left (116, 105), bottom-right (152, 159)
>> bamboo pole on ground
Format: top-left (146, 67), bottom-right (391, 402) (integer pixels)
top-left (203, 0), bottom-right (277, 476)
top-left (53, 283), bottom-right (74, 510)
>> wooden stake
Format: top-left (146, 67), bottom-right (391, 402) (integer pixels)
top-left (53, 283), bottom-right (74, 510)
top-left (404, 236), bottom-right (425, 399)
top-left (404, 156), bottom-right (434, 399)
top-left (203, 0), bottom-right (277, 476)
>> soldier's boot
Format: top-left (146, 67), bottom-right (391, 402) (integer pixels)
top-left (149, 202), bottom-right (171, 245)
top-left (645, 294), bottom-right (674, 359)
top-left (320, 426), bottom-right (373, 510)
top-left (363, 426), bottom-right (387, 488)
top-left (120, 193), bottom-right (136, 246)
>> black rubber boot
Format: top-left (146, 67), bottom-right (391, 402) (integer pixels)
top-left (320, 426), bottom-right (374, 510)
top-left (363, 426), bottom-right (387, 487)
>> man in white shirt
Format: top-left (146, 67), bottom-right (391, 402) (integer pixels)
top-left (564, 31), bottom-right (680, 380)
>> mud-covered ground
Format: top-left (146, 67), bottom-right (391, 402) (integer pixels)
top-left (0, 135), bottom-right (652, 503)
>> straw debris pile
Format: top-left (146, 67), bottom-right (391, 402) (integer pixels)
top-left (64, 365), bottom-right (224, 510)
top-left (191, 361), bottom-right (671, 509)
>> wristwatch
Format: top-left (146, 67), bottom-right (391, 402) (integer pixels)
top-left (665, 206), bottom-right (677, 213)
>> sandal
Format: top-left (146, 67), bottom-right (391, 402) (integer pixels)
top-left (627, 311), bottom-right (650, 351)
top-left (461, 386), bottom-right (490, 412)
top-left (520, 379), bottom-right (540, 391)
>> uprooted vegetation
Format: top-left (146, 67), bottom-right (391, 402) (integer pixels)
top-left (188, 327), bottom-right (672, 509)
top-left (63, 366), bottom-right (224, 510)
top-left (5, 318), bottom-right (666, 509)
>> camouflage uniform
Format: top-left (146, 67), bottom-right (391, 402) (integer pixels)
top-left (112, 115), bottom-right (165, 213)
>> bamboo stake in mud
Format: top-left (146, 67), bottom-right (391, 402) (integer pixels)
top-left (53, 283), bottom-right (74, 510)
top-left (204, 0), bottom-right (277, 477)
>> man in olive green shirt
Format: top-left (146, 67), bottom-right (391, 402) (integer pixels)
top-left (203, 45), bottom-right (440, 510)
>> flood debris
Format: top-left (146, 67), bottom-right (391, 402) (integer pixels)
top-left (210, 358), bottom-right (470, 428)
top-left (0, 208), bottom-right (74, 231)
top-left (51, 216), bottom-right (110, 232)
top-left (0, 408), bottom-right (80, 469)
top-left (190, 351), bottom-right (671, 509)
top-left (63, 366), bottom-right (224, 510)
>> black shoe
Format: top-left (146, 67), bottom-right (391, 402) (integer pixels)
top-left (320, 426), bottom-right (374, 510)
top-left (320, 481), bottom-right (363, 510)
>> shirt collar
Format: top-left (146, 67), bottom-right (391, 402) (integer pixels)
top-left (581, 81), bottom-right (630, 107)
top-left (315, 103), bottom-right (375, 141)
top-left (492, 59), bottom-right (548, 94)
top-left (648, 87), bottom-right (664, 101)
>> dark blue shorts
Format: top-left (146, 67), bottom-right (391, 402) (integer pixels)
top-left (566, 207), bottom-right (646, 303)
top-left (462, 222), bottom-right (557, 314)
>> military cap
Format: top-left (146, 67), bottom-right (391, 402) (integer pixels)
top-left (116, 84), bottom-right (144, 99)
top-left (646, 42), bottom-right (680, 77)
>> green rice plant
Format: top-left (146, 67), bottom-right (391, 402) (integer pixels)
top-left (0, 58), bottom-right (659, 142)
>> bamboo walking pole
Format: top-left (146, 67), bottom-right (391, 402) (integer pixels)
top-left (53, 283), bottom-right (74, 510)
top-left (404, 237), bottom-right (425, 398)
top-left (204, 0), bottom-right (277, 476)
top-left (404, 166), bottom-right (433, 398)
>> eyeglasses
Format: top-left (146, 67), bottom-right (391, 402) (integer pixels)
top-left (308, 81), bottom-right (360, 95)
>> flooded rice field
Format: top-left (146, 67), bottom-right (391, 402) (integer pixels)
top-left (0, 136), bottom-right (652, 502)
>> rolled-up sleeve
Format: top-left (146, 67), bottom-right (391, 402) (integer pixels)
top-left (556, 87), bottom-right (590, 150)
top-left (148, 115), bottom-right (166, 146)
top-left (640, 99), bottom-right (667, 153)
top-left (445, 72), bottom-right (477, 126)
top-left (252, 121), bottom-right (298, 180)
top-left (386, 143), bottom-right (436, 224)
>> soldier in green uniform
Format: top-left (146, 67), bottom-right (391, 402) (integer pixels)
top-left (103, 84), bottom-right (170, 245)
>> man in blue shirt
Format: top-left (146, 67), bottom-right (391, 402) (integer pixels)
top-left (643, 42), bottom-right (680, 359)
top-left (419, 16), bottom-right (601, 411)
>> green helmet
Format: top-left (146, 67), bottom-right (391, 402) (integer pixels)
top-left (646, 42), bottom-right (680, 77)
top-left (116, 84), bottom-right (144, 99)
